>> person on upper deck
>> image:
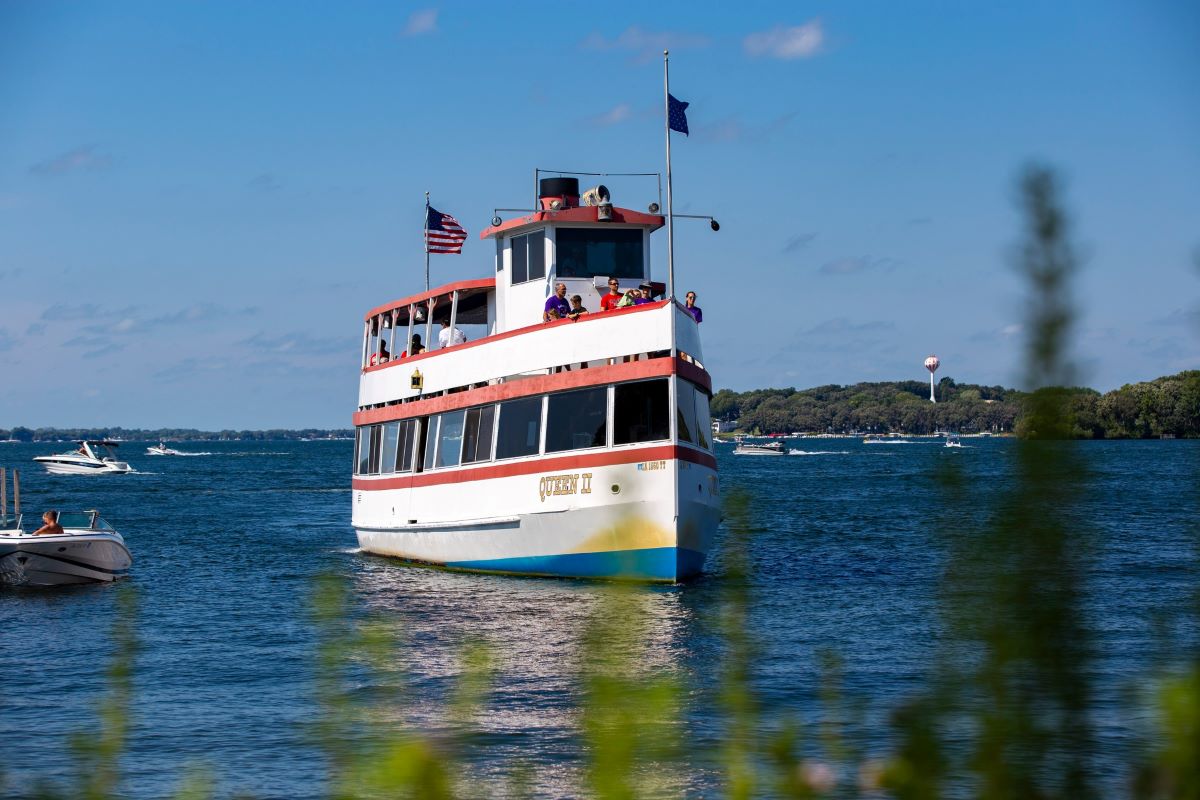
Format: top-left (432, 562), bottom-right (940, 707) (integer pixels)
top-left (632, 289), bottom-right (651, 306)
top-left (685, 291), bottom-right (703, 323)
top-left (402, 334), bottom-right (425, 357)
top-left (567, 295), bottom-right (588, 320)
top-left (33, 510), bottom-right (64, 536)
top-left (600, 278), bottom-right (623, 311)
top-left (369, 341), bottom-right (389, 366)
top-left (438, 319), bottom-right (467, 348)
top-left (543, 283), bottom-right (570, 322)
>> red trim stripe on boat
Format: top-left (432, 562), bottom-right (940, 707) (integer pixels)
top-left (352, 444), bottom-right (716, 491)
top-left (354, 356), bottom-right (710, 425)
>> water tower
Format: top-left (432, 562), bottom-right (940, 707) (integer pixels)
top-left (924, 355), bottom-right (940, 403)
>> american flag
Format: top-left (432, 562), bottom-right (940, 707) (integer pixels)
top-left (425, 206), bottom-right (468, 254)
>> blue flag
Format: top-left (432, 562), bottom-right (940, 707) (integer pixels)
top-left (668, 94), bottom-right (689, 136)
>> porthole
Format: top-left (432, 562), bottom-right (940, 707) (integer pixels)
top-left (610, 484), bottom-right (620, 495)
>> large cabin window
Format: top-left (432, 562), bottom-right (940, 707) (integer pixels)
top-left (510, 230), bottom-right (546, 285)
top-left (496, 396), bottom-right (543, 460)
top-left (693, 387), bottom-right (712, 450)
top-left (421, 416), bottom-right (438, 472)
top-left (462, 405), bottom-right (496, 464)
top-left (394, 418), bottom-right (417, 472)
top-left (614, 379), bottom-right (670, 445)
top-left (675, 380), bottom-right (711, 450)
top-left (368, 424), bottom-right (383, 474)
top-left (380, 422), bottom-right (399, 474)
top-left (546, 386), bottom-right (607, 452)
top-left (355, 428), bottom-right (370, 475)
top-left (435, 410), bottom-right (466, 469)
top-left (555, 228), bottom-right (643, 280)
top-left (676, 381), bottom-right (698, 446)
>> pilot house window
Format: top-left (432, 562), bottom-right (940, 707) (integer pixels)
top-left (555, 228), bottom-right (643, 280)
top-left (511, 230), bottom-right (546, 285)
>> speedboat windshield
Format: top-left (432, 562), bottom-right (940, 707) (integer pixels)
top-left (57, 511), bottom-right (111, 530)
top-left (89, 442), bottom-right (120, 460)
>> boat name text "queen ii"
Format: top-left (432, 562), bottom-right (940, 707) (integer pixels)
top-left (539, 472), bottom-right (592, 503)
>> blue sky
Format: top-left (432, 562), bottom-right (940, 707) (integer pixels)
top-left (1, 1), bottom-right (1197, 428)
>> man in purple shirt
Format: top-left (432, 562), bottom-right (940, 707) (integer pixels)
top-left (543, 282), bottom-right (570, 321)
top-left (685, 291), bottom-right (703, 323)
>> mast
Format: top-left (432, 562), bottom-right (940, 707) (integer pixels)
top-left (663, 50), bottom-right (676, 302)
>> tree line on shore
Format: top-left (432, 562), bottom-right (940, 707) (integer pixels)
top-left (711, 369), bottom-right (1200, 439)
top-left (4, 370), bottom-right (1197, 442)
top-left (0, 427), bottom-right (353, 442)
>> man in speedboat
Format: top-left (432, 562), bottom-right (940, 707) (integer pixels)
top-left (33, 510), bottom-right (64, 535)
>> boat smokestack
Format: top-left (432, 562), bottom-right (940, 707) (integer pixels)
top-left (539, 177), bottom-right (579, 210)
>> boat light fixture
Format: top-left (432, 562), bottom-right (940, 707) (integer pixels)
top-left (648, 202), bottom-right (660, 213)
top-left (581, 185), bottom-right (610, 207)
top-left (490, 215), bottom-right (502, 227)
top-left (710, 219), bottom-right (720, 231)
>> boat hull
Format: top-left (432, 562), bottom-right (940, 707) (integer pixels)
top-left (354, 456), bottom-right (719, 582)
top-left (733, 446), bottom-right (784, 456)
top-left (0, 533), bottom-right (132, 586)
top-left (33, 458), bottom-right (131, 475)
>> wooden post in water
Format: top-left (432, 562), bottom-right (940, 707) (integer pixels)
top-left (1, 467), bottom-right (7, 526)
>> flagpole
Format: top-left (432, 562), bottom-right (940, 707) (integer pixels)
top-left (663, 50), bottom-right (676, 302)
top-left (424, 191), bottom-right (431, 292)
top-left (663, 49), bottom-right (681, 534)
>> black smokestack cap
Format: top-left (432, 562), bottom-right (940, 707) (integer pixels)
top-left (539, 177), bottom-right (579, 198)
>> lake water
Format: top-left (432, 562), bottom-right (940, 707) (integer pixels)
top-left (1, 438), bottom-right (1196, 797)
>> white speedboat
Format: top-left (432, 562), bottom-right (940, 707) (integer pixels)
top-left (0, 511), bottom-right (132, 586)
top-left (944, 435), bottom-right (962, 448)
top-left (34, 441), bottom-right (131, 475)
top-left (733, 440), bottom-right (786, 456)
top-left (146, 442), bottom-right (184, 456)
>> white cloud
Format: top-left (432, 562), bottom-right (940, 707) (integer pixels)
top-left (581, 26), bottom-right (709, 64)
top-left (588, 104), bottom-right (632, 127)
top-left (743, 20), bottom-right (824, 60)
top-left (402, 8), bottom-right (438, 37)
top-left (29, 145), bottom-right (112, 177)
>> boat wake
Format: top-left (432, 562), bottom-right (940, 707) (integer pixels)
top-left (788, 449), bottom-right (851, 456)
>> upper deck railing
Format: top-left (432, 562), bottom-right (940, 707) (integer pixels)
top-left (358, 300), bottom-right (704, 409)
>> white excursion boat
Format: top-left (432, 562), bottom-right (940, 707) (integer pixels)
top-left (733, 440), bottom-right (786, 456)
top-left (351, 174), bottom-right (720, 582)
top-left (146, 443), bottom-right (184, 456)
top-left (34, 441), bottom-right (132, 475)
top-left (0, 511), bottom-right (132, 586)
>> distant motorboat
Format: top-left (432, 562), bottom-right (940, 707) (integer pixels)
top-left (733, 440), bottom-right (786, 456)
top-left (33, 441), bottom-right (131, 475)
top-left (944, 435), bottom-right (962, 448)
top-left (146, 443), bottom-right (184, 456)
top-left (0, 510), bottom-right (132, 586)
